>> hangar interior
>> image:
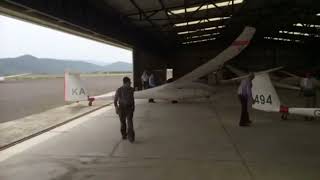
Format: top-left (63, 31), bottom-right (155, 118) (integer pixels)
top-left (1, 0), bottom-right (320, 179)
top-left (1, 0), bottom-right (319, 88)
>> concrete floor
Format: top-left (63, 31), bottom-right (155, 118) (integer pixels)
top-left (1, 86), bottom-right (320, 180)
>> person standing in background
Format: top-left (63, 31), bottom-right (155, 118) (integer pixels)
top-left (300, 73), bottom-right (317, 120)
top-left (148, 71), bottom-right (157, 103)
top-left (148, 72), bottom-right (157, 88)
top-left (237, 73), bottom-right (254, 127)
top-left (141, 70), bottom-right (149, 90)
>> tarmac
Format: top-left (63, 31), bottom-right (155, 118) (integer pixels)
top-left (1, 85), bottom-right (320, 180)
top-left (0, 75), bottom-right (128, 123)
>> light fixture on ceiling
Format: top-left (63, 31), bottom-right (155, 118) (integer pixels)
top-left (177, 25), bottom-right (226, 35)
top-left (174, 17), bottom-right (230, 27)
top-left (293, 23), bottom-right (320, 28)
top-left (169, 0), bottom-right (244, 15)
top-left (264, 36), bottom-right (302, 43)
top-left (186, 33), bottom-right (220, 39)
top-left (279, 30), bottom-right (320, 37)
top-left (182, 37), bottom-right (217, 44)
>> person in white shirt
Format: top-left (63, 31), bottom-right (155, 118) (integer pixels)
top-left (141, 70), bottom-right (149, 90)
top-left (237, 73), bottom-right (254, 127)
top-left (300, 73), bottom-right (317, 120)
top-left (148, 72), bottom-right (157, 88)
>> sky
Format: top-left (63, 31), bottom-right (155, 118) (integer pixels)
top-left (0, 15), bottom-right (132, 65)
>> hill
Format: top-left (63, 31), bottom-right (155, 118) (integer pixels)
top-left (0, 55), bottom-right (132, 75)
top-left (103, 61), bottom-right (132, 72)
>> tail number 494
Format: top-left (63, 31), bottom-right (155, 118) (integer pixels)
top-left (254, 94), bottom-right (272, 104)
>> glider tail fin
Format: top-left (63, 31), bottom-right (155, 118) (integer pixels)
top-left (252, 73), bottom-right (281, 112)
top-left (64, 71), bottom-right (89, 102)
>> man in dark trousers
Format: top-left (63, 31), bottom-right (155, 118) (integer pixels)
top-left (237, 73), bottom-right (254, 127)
top-left (114, 77), bottom-right (135, 142)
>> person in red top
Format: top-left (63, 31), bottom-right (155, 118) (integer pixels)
top-left (114, 77), bottom-right (135, 142)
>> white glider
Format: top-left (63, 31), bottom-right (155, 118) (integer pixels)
top-left (252, 73), bottom-right (320, 118)
top-left (225, 65), bottom-right (301, 90)
top-left (64, 26), bottom-right (256, 105)
top-left (0, 73), bottom-right (31, 82)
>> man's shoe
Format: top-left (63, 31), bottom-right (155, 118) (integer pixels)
top-left (239, 123), bottom-right (251, 127)
top-left (128, 136), bottom-right (135, 143)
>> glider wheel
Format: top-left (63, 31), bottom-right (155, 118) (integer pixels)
top-left (281, 113), bottom-right (288, 120)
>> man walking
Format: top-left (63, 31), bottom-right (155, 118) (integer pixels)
top-left (237, 73), bottom-right (254, 127)
top-left (114, 77), bottom-right (135, 142)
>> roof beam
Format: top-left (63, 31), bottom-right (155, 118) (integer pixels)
top-left (129, 0), bottom-right (158, 29)
top-left (157, 0), bottom-right (172, 25)
top-left (125, 1), bottom-right (211, 17)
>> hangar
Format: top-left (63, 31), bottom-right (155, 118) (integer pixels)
top-left (1, 0), bottom-right (319, 87)
top-left (0, 0), bottom-right (320, 179)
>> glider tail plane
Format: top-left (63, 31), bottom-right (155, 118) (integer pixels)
top-left (252, 73), bottom-right (320, 118)
top-left (252, 73), bottom-right (281, 112)
top-left (64, 71), bottom-right (89, 102)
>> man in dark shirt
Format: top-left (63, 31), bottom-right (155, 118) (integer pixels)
top-left (114, 77), bottom-right (135, 142)
top-left (237, 73), bottom-right (254, 127)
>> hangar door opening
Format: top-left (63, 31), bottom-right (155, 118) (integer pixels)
top-left (0, 14), bottom-right (132, 123)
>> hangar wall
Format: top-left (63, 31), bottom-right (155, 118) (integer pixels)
top-left (133, 48), bottom-right (169, 90)
top-left (170, 44), bottom-right (224, 79)
top-left (132, 39), bottom-right (318, 88)
top-left (169, 40), bottom-right (319, 79)
top-left (230, 41), bottom-right (318, 73)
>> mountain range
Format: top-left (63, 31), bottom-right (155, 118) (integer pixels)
top-left (0, 55), bottom-right (132, 75)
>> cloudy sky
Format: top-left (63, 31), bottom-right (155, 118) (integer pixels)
top-left (0, 15), bottom-right (132, 65)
